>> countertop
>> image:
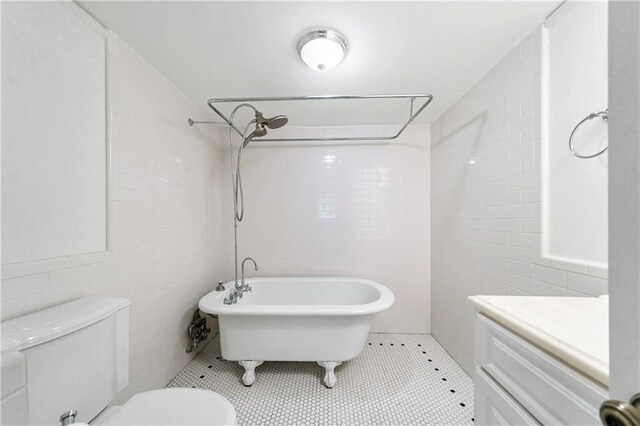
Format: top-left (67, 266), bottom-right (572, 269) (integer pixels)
top-left (468, 295), bottom-right (609, 387)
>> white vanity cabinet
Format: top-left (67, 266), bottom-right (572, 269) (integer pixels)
top-left (474, 313), bottom-right (608, 425)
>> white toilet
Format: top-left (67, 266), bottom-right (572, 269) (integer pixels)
top-left (0, 297), bottom-right (236, 425)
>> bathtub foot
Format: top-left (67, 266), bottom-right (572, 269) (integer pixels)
top-left (239, 360), bottom-right (263, 386)
top-left (318, 361), bottom-right (342, 388)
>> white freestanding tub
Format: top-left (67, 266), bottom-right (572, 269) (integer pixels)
top-left (198, 277), bottom-right (394, 388)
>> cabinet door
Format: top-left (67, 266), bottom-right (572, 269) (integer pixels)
top-left (475, 368), bottom-right (540, 426)
top-left (476, 314), bottom-right (606, 425)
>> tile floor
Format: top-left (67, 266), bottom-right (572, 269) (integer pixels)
top-left (168, 333), bottom-right (474, 425)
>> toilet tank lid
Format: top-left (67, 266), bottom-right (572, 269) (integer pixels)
top-left (1, 296), bottom-right (131, 351)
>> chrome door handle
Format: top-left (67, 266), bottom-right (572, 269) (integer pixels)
top-left (60, 410), bottom-right (78, 426)
top-left (601, 394), bottom-right (640, 426)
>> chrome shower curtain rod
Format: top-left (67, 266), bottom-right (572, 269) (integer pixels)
top-left (190, 93), bottom-right (433, 142)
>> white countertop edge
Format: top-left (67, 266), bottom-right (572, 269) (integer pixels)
top-left (469, 296), bottom-right (609, 387)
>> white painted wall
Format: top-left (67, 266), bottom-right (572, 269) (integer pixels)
top-left (546, 1), bottom-right (608, 265)
top-left (1, 19), bottom-right (229, 402)
top-left (431, 12), bottom-right (608, 374)
top-left (2, 1), bottom-right (107, 263)
top-left (232, 125), bottom-right (431, 333)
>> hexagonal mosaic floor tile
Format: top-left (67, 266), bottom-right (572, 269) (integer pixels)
top-left (168, 333), bottom-right (474, 425)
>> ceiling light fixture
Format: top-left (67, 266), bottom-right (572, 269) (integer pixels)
top-left (297, 29), bottom-right (347, 72)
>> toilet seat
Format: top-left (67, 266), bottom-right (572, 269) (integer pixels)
top-left (96, 388), bottom-right (236, 425)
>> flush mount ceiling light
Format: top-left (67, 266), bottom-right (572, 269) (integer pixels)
top-left (297, 29), bottom-right (347, 72)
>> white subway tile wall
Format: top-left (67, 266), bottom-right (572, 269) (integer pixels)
top-left (231, 125), bottom-right (431, 333)
top-left (1, 36), bottom-right (230, 402)
top-left (3, 39), bottom-right (430, 409)
top-left (430, 28), bottom-right (608, 374)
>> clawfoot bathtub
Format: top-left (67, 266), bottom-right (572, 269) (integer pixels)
top-left (199, 277), bottom-right (394, 388)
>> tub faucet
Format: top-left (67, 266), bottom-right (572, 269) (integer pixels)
top-left (240, 257), bottom-right (258, 292)
top-left (225, 257), bottom-right (258, 304)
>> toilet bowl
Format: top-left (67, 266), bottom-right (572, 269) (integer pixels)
top-left (93, 389), bottom-right (236, 426)
top-left (0, 296), bottom-right (236, 425)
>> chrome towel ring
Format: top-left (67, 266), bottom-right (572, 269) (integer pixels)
top-left (568, 109), bottom-right (608, 159)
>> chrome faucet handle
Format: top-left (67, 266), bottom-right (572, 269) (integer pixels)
top-left (224, 290), bottom-right (241, 305)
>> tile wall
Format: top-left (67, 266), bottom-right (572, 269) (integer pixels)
top-left (430, 27), bottom-right (608, 374)
top-left (230, 125), bottom-right (431, 333)
top-left (1, 35), bottom-right (230, 402)
top-left (2, 36), bottom-right (431, 403)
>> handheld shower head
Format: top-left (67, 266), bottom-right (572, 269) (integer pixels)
top-left (242, 123), bottom-right (268, 149)
top-left (251, 124), bottom-right (268, 138)
top-left (241, 111), bottom-right (289, 149)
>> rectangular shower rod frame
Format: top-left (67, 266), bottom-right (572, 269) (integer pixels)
top-left (202, 93), bottom-right (433, 142)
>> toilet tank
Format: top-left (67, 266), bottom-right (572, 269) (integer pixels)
top-left (1, 297), bottom-right (131, 425)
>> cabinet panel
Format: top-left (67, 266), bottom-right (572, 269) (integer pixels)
top-left (475, 314), bottom-right (607, 425)
top-left (475, 367), bottom-right (540, 426)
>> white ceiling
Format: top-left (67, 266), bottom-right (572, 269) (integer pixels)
top-left (79, 1), bottom-right (560, 126)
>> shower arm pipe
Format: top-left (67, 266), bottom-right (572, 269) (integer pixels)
top-left (187, 118), bottom-right (226, 126)
top-left (207, 93), bottom-right (434, 142)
